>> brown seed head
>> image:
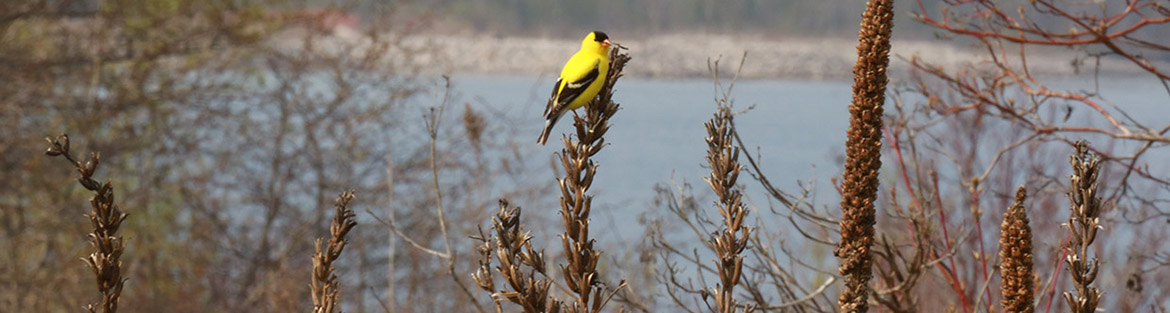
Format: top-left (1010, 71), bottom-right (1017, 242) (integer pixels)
top-left (999, 186), bottom-right (1034, 313)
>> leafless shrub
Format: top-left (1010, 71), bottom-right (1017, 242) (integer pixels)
top-left (870, 0), bottom-right (1170, 310)
top-left (870, 206), bottom-right (932, 313)
top-left (5, 1), bottom-right (537, 312)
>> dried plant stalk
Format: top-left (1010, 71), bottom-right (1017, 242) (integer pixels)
top-left (311, 191), bottom-right (358, 313)
top-left (44, 134), bottom-right (128, 313)
top-left (999, 186), bottom-right (1034, 313)
top-left (1063, 141), bottom-right (1103, 313)
top-left (836, 0), bottom-right (893, 312)
top-left (871, 188), bottom-right (932, 313)
top-left (472, 49), bottom-right (629, 313)
top-left (472, 200), bottom-right (561, 313)
top-left (703, 107), bottom-right (754, 313)
top-left (555, 48), bottom-right (630, 313)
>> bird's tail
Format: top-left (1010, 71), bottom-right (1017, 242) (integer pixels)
top-left (537, 118), bottom-right (556, 145)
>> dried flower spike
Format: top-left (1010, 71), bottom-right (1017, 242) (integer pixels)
top-left (1062, 141), bottom-right (1103, 313)
top-left (44, 134), bottom-right (127, 313)
top-left (703, 106), bottom-right (755, 313)
top-left (311, 191), bottom-right (357, 313)
top-left (555, 48), bottom-right (630, 313)
top-left (473, 200), bottom-right (560, 313)
top-left (836, 0), bottom-right (893, 312)
top-left (999, 186), bottom-right (1034, 313)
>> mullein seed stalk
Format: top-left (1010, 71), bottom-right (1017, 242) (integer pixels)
top-left (837, 0), bottom-right (894, 311)
top-left (999, 186), bottom-right (1034, 313)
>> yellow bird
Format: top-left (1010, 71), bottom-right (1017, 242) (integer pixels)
top-left (537, 31), bottom-right (612, 145)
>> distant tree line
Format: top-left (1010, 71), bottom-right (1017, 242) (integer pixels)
top-left (374, 0), bottom-right (943, 37)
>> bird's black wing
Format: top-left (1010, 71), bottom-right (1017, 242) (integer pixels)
top-left (553, 61), bottom-right (601, 108)
top-left (544, 77), bottom-right (563, 117)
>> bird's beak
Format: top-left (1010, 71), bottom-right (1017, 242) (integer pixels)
top-left (602, 39), bottom-right (612, 48)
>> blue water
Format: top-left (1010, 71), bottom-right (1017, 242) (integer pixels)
top-left (454, 75), bottom-right (852, 178)
top-left (444, 73), bottom-right (1170, 243)
top-left (446, 74), bottom-right (850, 242)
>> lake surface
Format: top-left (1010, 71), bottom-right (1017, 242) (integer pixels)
top-left (450, 75), bottom-right (851, 222)
top-left (444, 74), bottom-right (1170, 241)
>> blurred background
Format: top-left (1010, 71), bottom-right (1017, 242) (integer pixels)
top-left (3, 0), bottom-right (1170, 312)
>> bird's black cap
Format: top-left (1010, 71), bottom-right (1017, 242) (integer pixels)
top-left (592, 31), bottom-right (609, 42)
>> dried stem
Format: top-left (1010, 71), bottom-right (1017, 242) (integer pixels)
top-left (837, 0), bottom-right (893, 311)
top-left (651, 55), bottom-right (840, 311)
top-left (377, 76), bottom-right (488, 313)
top-left (999, 186), bottom-right (1034, 313)
top-left (45, 133), bottom-right (128, 313)
top-left (555, 48), bottom-right (630, 313)
top-left (870, 183), bottom-right (933, 313)
top-left (424, 76), bottom-right (486, 313)
top-left (702, 106), bottom-right (754, 313)
top-left (472, 48), bottom-right (631, 313)
top-left (311, 191), bottom-right (358, 313)
top-left (472, 199), bottom-right (560, 313)
top-left (1062, 141), bottom-right (1103, 313)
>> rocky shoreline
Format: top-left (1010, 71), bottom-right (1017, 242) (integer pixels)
top-left (281, 29), bottom-right (1155, 80)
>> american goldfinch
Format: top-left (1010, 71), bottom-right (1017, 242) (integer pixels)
top-left (537, 31), bottom-right (612, 145)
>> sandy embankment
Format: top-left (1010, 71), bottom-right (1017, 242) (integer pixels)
top-left (280, 29), bottom-right (1151, 80)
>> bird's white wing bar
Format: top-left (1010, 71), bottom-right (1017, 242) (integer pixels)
top-left (566, 79), bottom-right (589, 89)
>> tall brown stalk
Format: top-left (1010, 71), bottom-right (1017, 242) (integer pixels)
top-left (473, 49), bottom-right (630, 313)
top-left (555, 48), bottom-right (630, 313)
top-left (837, 0), bottom-right (893, 311)
top-left (1063, 141), bottom-right (1103, 313)
top-left (44, 134), bottom-right (127, 313)
top-left (311, 191), bottom-right (358, 313)
top-left (703, 107), bottom-right (754, 313)
top-left (999, 186), bottom-right (1034, 313)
